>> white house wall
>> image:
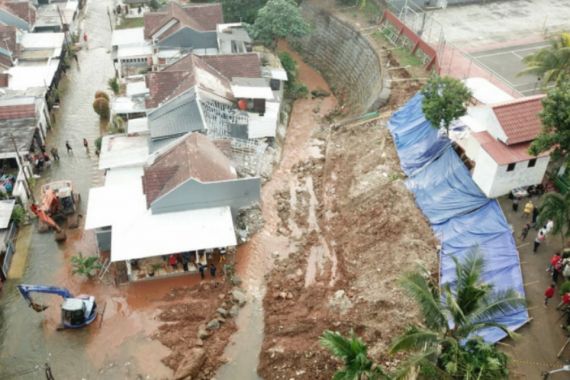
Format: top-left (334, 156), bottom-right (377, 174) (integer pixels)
top-left (472, 147), bottom-right (498, 197)
top-left (486, 156), bottom-right (550, 198)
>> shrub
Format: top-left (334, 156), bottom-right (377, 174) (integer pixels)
top-left (10, 205), bottom-right (25, 226)
top-left (279, 52), bottom-right (297, 84)
top-left (560, 280), bottom-right (570, 295)
top-left (92, 97), bottom-right (110, 121)
top-left (94, 136), bottom-right (102, 152)
top-left (71, 253), bottom-right (102, 278)
top-left (288, 83), bottom-right (308, 99)
top-left (108, 77), bottom-right (120, 95)
top-left (94, 91), bottom-right (110, 102)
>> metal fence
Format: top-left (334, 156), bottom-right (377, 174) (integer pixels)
top-left (2, 222), bottom-right (18, 278)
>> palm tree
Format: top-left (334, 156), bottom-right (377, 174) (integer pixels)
top-left (320, 330), bottom-right (390, 380)
top-left (519, 33), bottom-right (570, 86)
top-left (538, 192), bottom-right (570, 246)
top-left (71, 252), bottom-right (102, 278)
top-left (389, 250), bottom-right (524, 379)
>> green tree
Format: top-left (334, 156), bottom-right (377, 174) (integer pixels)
top-left (528, 82), bottom-right (570, 159)
top-left (537, 192), bottom-right (570, 246)
top-left (320, 330), bottom-right (390, 380)
top-left (222, 0), bottom-right (267, 23)
top-left (149, 0), bottom-right (162, 11)
top-left (71, 252), bottom-right (102, 278)
top-left (421, 75), bottom-right (472, 134)
top-left (519, 33), bottom-right (570, 86)
top-left (390, 250), bottom-right (524, 379)
top-left (108, 77), bottom-right (120, 95)
top-left (248, 0), bottom-right (309, 46)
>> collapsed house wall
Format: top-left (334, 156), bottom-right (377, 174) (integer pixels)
top-left (294, 6), bottom-right (386, 114)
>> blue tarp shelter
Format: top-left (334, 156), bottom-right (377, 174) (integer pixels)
top-left (387, 93), bottom-right (529, 343)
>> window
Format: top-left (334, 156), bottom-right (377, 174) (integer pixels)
top-left (528, 159), bottom-right (537, 168)
top-left (507, 163), bottom-right (516, 172)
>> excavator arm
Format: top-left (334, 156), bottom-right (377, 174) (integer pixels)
top-left (17, 284), bottom-right (73, 313)
top-left (30, 204), bottom-right (62, 233)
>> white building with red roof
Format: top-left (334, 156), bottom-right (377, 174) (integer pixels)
top-left (451, 80), bottom-right (550, 198)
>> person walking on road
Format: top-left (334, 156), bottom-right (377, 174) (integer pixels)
top-left (209, 263), bottom-right (216, 278)
top-left (512, 196), bottom-right (520, 212)
top-left (532, 206), bottom-right (539, 228)
top-left (520, 223), bottom-right (531, 241)
top-left (50, 147), bottom-right (60, 161)
top-left (83, 138), bottom-right (89, 153)
top-left (65, 140), bottom-right (72, 154)
top-left (83, 32), bottom-right (88, 49)
top-left (545, 283), bottom-right (556, 306)
top-left (534, 228), bottom-right (546, 253)
top-left (198, 264), bottom-right (206, 280)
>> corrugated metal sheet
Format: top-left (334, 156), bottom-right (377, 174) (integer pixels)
top-left (148, 88), bottom-right (205, 139)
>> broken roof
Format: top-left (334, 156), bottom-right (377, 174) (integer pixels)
top-left (142, 132), bottom-right (237, 206)
top-left (144, 2), bottom-right (223, 40)
top-left (491, 94), bottom-right (545, 145)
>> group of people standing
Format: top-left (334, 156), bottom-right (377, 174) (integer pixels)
top-left (515, 198), bottom-right (553, 253)
top-left (32, 138), bottom-right (95, 172)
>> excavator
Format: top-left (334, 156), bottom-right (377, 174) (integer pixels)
top-left (17, 284), bottom-right (97, 329)
top-left (29, 180), bottom-right (81, 242)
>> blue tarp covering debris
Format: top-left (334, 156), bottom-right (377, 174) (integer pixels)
top-left (387, 93), bottom-right (529, 343)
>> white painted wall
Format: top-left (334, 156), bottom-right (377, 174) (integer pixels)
top-left (472, 147), bottom-right (498, 197)
top-left (473, 149), bottom-right (550, 198)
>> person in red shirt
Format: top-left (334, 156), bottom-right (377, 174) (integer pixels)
top-left (545, 283), bottom-right (556, 306)
top-left (557, 293), bottom-right (570, 310)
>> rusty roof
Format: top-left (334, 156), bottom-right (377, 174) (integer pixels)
top-left (2, 1), bottom-right (36, 25)
top-left (491, 95), bottom-right (545, 145)
top-left (201, 53), bottom-right (262, 79)
top-left (146, 54), bottom-right (235, 108)
top-left (473, 131), bottom-right (549, 165)
top-left (144, 2), bottom-right (222, 40)
top-left (0, 103), bottom-right (35, 120)
top-left (142, 132), bottom-right (236, 207)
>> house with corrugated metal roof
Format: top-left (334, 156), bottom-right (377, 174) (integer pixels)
top-left (85, 132), bottom-right (260, 281)
top-left (450, 79), bottom-right (550, 198)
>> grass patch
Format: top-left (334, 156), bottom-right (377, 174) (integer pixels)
top-left (372, 30), bottom-right (423, 67)
top-left (116, 17), bottom-right (144, 29)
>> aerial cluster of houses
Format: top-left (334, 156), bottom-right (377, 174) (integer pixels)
top-left (85, 2), bottom-right (288, 281)
top-left (0, 0), bottom-right (83, 282)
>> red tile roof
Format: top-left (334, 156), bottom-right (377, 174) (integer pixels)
top-left (144, 2), bottom-right (222, 40)
top-left (491, 95), bottom-right (545, 145)
top-left (142, 132), bottom-right (236, 207)
top-left (146, 54), bottom-right (236, 108)
top-left (473, 131), bottom-right (549, 165)
top-left (0, 25), bottom-right (18, 59)
top-left (0, 73), bottom-right (9, 87)
top-left (0, 103), bottom-right (35, 120)
top-left (201, 53), bottom-right (262, 79)
top-left (1, 1), bottom-right (36, 25)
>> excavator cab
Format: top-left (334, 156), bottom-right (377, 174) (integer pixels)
top-left (62, 299), bottom-right (87, 326)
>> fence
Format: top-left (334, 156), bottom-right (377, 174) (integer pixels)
top-left (381, 0), bottom-right (523, 98)
top-left (2, 222), bottom-right (18, 278)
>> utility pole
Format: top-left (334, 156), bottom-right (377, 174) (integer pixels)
top-left (10, 135), bottom-right (36, 204)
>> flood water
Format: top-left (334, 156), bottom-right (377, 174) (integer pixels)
top-left (216, 41), bottom-right (337, 379)
top-left (0, 1), bottom-right (169, 378)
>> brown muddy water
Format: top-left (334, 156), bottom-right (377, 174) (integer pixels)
top-left (216, 41), bottom-right (337, 379)
top-left (0, 0), bottom-right (170, 378)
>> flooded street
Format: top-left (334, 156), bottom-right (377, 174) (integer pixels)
top-left (217, 41), bottom-right (337, 379)
top-left (0, 1), bottom-right (168, 378)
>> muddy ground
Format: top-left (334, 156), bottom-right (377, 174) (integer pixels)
top-left (257, 50), bottom-right (437, 380)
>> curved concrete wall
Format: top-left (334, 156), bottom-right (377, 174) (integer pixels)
top-left (295, 6), bottom-right (386, 113)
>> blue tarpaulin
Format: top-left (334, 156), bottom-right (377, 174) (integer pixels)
top-left (387, 93), bottom-right (529, 343)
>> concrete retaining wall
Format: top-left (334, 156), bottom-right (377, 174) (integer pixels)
top-left (295, 6), bottom-right (386, 113)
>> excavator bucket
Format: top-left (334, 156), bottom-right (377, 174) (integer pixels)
top-left (30, 302), bottom-right (49, 312)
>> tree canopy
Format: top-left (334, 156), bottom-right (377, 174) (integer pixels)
top-left (520, 33), bottom-right (570, 86)
top-left (529, 82), bottom-right (570, 159)
top-left (248, 0), bottom-right (309, 46)
top-left (421, 75), bottom-right (472, 134)
top-left (221, 0), bottom-right (267, 24)
top-left (538, 192), bottom-right (570, 246)
top-left (390, 250), bottom-right (524, 379)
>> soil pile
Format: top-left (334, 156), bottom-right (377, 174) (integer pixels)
top-left (258, 77), bottom-right (437, 378)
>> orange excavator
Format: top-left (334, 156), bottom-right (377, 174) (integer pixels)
top-left (30, 180), bottom-right (81, 242)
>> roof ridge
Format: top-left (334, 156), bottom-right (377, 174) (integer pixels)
top-left (491, 94), bottom-right (545, 109)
